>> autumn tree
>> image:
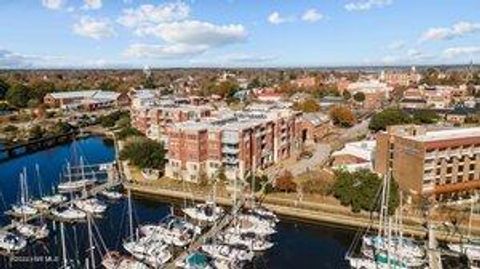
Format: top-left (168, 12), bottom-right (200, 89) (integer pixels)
top-left (329, 105), bottom-right (356, 127)
top-left (292, 98), bottom-right (320, 113)
top-left (275, 171), bottom-right (297, 193)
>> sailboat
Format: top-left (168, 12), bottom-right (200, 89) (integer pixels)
top-left (58, 157), bottom-right (96, 193)
top-left (139, 215), bottom-right (201, 247)
top-left (13, 220), bottom-right (49, 240)
top-left (11, 168), bottom-right (38, 217)
top-left (201, 243), bottom-right (254, 262)
top-left (51, 205), bottom-right (87, 221)
top-left (101, 252), bottom-right (149, 269)
top-left (345, 170), bottom-right (425, 269)
top-left (30, 164), bottom-right (53, 210)
top-left (447, 194), bottom-right (480, 267)
top-left (182, 200), bottom-right (224, 223)
top-left (175, 251), bottom-right (215, 269)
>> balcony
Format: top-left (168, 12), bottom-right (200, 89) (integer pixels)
top-left (223, 157), bottom-right (239, 164)
top-left (222, 146), bottom-right (239, 154)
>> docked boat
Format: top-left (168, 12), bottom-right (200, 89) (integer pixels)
top-left (0, 232), bottom-right (27, 252)
top-left (448, 242), bottom-right (480, 260)
top-left (11, 169), bottom-right (38, 217)
top-left (348, 253), bottom-right (408, 269)
top-left (14, 221), bottom-right (49, 240)
top-left (123, 237), bottom-right (172, 268)
top-left (31, 199), bottom-right (51, 210)
top-left (175, 251), bottom-right (215, 269)
top-left (183, 201), bottom-right (224, 223)
top-left (42, 194), bottom-right (68, 205)
top-left (102, 251), bottom-right (149, 269)
top-left (51, 206), bottom-right (86, 221)
top-left (362, 235), bottom-right (425, 259)
top-left (227, 214), bottom-right (276, 236)
top-left (201, 243), bottom-right (254, 262)
top-left (219, 232), bottom-right (274, 251)
top-left (248, 206), bottom-right (279, 224)
top-left (74, 198), bottom-right (107, 214)
top-left (58, 178), bottom-right (96, 193)
top-left (140, 216), bottom-right (201, 247)
top-left (100, 190), bottom-right (123, 200)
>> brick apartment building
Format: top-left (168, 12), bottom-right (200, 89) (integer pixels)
top-left (165, 107), bottom-right (303, 182)
top-left (44, 90), bottom-right (130, 110)
top-left (131, 104), bottom-right (212, 142)
top-left (375, 125), bottom-right (480, 202)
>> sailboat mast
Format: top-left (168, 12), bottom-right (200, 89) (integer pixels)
top-left (87, 213), bottom-right (96, 269)
top-left (23, 167), bottom-right (29, 203)
top-left (468, 192), bottom-right (476, 239)
top-left (60, 221), bottom-right (68, 268)
top-left (127, 188), bottom-right (134, 240)
top-left (378, 174), bottom-right (386, 237)
top-left (36, 164), bottom-right (43, 197)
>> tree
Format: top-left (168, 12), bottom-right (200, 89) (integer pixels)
top-left (275, 171), bottom-right (297, 193)
top-left (333, 169), bottom-right (399, 214)
top-left (300, 173), bottom-right (334, 195)
top-left (3, 124), bottom-right (18, 133)
top-left (353, 92), bottom-right (366, 102)
top-left (0, 78), bottom-right (10, 100)
top-left (29, 125), bottom-right (45, 140)
top-left (51, 121), bottom-right (74, 135)
top-left (369, 108), bottom-right (412, 132)
top-left (292, 98), bottom-right (320, 113)
top-left (342, 90), bottom-right (351, 100)
top-left (120, 137), bottom-right (167, 170)
top-left (412, 110), bottom-right (439, 124)
top-left (329, 105), bottom-right (356, 127)
top-left (5, 84), bottom-right (32, 108)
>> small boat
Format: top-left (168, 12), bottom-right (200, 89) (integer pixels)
top-left (102, 251), bottom-right (149, 269)
top-left (74, 198), bottom-right (107, 214)
top-left (0, 232), bottom-right (27, 252)
top-left (42, 194), bottom-right (68, 205)
top-left (11, 204), bottom-right (38, 216)
top-left (182, 201), bottom-right (224, 223)
top-left (219, 232), bottom-right (274, 251)
top-left (51, 206), bottom-right (86, 221)
top-left (362, 235), bottom-right (425, 259)
top-left (248, 206), bottom-right (279, 224)
top-left (31, 199), bottom-right (51, 210)
top-left (14, 221), bottom-right (49, 240)
top-left (58, 179), bottom-right (96, 193)
top-left (448, 242), bottom-right (480, 260)
top-left (201, 243), bottom-right (254, 262)
top-left (100, 190), bottom-right (123, 200)
top-left (11, 169), bottom-right (38, 217)
top-left (123, 237), bottom-right (172, 268)
top-left (140, 216), bottom-right (201, 247)
top-left (226, 214), bottom-right (276, 236)
top-left (175, 251), bottom-right (214, 269)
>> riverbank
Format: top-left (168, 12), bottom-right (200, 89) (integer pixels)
top-left (125, 180), bottom-right (480, 243)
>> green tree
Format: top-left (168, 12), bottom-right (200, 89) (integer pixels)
top-left (353, 92), bottom-right (366, 102)
top-left (120, 137), bottom-right (166, 170)
top-left (369, 108), bottom-right (412, 132)
top-left (412, 110), bottom-right (440, 124)
top-left (5, 84), bottom-right (32, 108)
top-left (342, 90), bottom-right (351, 100)
top-left (29, 125), bottom-right (45, 140)
top-left (333, 169), bottom-right (399, 214)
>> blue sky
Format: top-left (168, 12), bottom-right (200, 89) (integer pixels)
top-left (0, 0), bottom-right (480, 68)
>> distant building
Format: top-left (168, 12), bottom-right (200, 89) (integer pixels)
top-left (380, 67), bottom-right (421, 86)
top-left (165, 106), bottom-right (303, 182)
top-left (346, 80), bottom-right (392, 110)
top-left (375, 125), bottom-right (480, 202)
top-left (300, 112), bottom-right (331, 143)
top-left (44, 90), bottom-right (130, 110)
top-left (331, 140), bottom-right (376, 172)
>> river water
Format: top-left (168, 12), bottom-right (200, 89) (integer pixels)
top-left (0, 136), bottom-right (354, 269)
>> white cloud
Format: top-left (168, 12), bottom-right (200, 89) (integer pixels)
top-left (420, 21), bottom-right (480, 42)
top-left (268, 11), bottom-right (288, 25)
top-left (443, 46), bottom-right (480, 58)
top-left (41, 0), bottom-right (65, 10)
top-left (134, 20), bottom-right (247, 47)
top-left (344, 0), bottom-right (393, 11)
top-left (73, 16), bottom-right (115, 40)
top-left (83, 0), bottom-right (102, 10)
top-left (301, 9), bottom-right (323, 23)
top-left (123, 43), bottom-right (209, 58)
top-left (117, 3), bottom-right (190, 28)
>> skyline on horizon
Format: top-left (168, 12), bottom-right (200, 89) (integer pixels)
top-left (1, 0), bottom-right (480, 69)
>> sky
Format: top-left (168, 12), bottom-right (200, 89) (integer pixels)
top-left (0, 0), bottom-right (480, 68)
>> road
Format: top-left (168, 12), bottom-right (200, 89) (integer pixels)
top-left (270, 118), bottom-right (371, 177)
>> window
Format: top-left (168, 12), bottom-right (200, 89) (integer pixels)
top-left (470, 163), bottom-right (476, 171)
top-left (447, 167), bottom-right (452, 174)
top-left (436, 168), bottom-right (442, 176)
top-left (458, 165), bottom-right (464, 172)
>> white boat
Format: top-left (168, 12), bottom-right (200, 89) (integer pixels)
top-left (100, 190), bottom-right (123, 200)
top-left (227, 214), bottom-right (276, 236)
top-left (183, 201), bottom-right (224, 223)
top-left (31, 199), bottom-right (51, 210)
top-left (448, 242), bottom-right (480, 260)
top-left (102, 251), bottom-right (149, 269)
top-left (58, 178), bottom-right (96, 193)
top-left (140, 216), bottom-right (201, 247)
top-left (201, 243), bottom-right (254, 262)
top-left (11, 169), bottom-right (38, 217)
top-left (14, 222), bottom-right (49, 240)
top-left (248, 206), bottom-right (279, 224)
top-left (219, 232), bottom-right (274, 251)
top-left (123, 237), bottom-right (172, 268)
top-left (0, 232), bottom-right (27, 252)
top-left (74, 198), bottom-right (107, 214)
top-left (51, 206), bottom-right (86, 221)
top-left (362, 235), bottom-right (425, 259)
top-left (175, 251), bottom-right (214, 269)
top-left (42, 194), bottom-right (67, 205)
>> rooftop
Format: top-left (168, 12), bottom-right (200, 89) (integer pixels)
top-left (410, 127), bottom-right (480, 142)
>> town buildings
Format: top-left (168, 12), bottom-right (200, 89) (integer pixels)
top-left (380, 67), bottom-right (421, 86)
top-left (165, 105), bottom-right (303, 182)
top-left (300, 112), bottom-right (331, 143)
top-left (44, 90), bottom-right (130, 110)
top-left (346, 80), bottom-right (393, 110)
top-left (331, 140), bottom-right (376, 172)
top-left (375, 125), bottom-right (480, 202)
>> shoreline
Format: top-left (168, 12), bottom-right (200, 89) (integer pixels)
top-left (125, 182), bottom-right (475, 242)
